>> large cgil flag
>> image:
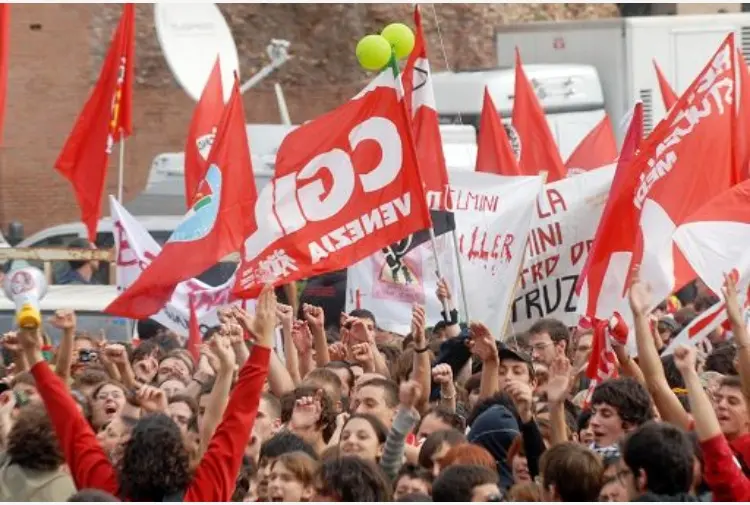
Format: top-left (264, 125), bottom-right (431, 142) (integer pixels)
top-left (233, 65), bottom-right (433, 298)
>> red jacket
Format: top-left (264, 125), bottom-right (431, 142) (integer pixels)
top-left (700, 433), bottom-right (750, 502)
top-left (31, 346), bottom-right (270, 501)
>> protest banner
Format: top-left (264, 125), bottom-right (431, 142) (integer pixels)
top-left (345, 233), bottom-right (457, 334)
top-left (446, 171), bottom-right (543, 334)
top-left (510, 165), bottom-right (615, 331)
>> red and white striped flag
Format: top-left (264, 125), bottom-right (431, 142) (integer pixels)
top-left (662, 299), bottom-right (727, 356)
top-left (582, 312), bottom-right (628, 407)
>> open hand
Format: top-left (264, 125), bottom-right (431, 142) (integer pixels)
top-left (628, 267), bottom-right (652, 316)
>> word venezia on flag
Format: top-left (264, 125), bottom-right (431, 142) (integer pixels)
top-left (233, 67), bottom-right (432, 298)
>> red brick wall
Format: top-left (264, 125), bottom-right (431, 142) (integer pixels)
top-left (0, 3), bottom-right (618, 236)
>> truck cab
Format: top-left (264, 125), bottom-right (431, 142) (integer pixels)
top-left (430, 64), bottom-right (607, 161)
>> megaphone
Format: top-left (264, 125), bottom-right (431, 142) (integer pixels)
top-left (2, 266), bottom-right (47, 329)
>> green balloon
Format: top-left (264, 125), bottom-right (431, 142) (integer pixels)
top-left (356, 34), bottom-right (392, 71)
top-left (381, 22), bottom-right (415, 60)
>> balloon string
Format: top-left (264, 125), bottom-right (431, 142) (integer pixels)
top-left (429, 4), bottom-right (463, 128)
top-left (429, 3), bottom-right (518, 347)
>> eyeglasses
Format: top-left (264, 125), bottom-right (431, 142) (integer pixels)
top-left (530, 342), bottom-right (554, 352)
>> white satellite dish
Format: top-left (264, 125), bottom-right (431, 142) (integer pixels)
top-left (154, 3), bottom-right (239, 102)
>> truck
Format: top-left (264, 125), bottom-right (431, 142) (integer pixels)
top-left (430, 63), bottom-right (607, 161)
top-left (495, 12), bottom-right (750, 139)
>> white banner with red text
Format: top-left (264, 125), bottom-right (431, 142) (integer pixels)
top-left (447, 171), bottom-right (544, 335)
top-left (509, 165), bottom-right (615, 331)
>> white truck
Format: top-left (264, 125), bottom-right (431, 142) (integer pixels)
top-left (430, 64), bottom-right (607, 161)
top-left (495, 12), bottom-right (750, 139)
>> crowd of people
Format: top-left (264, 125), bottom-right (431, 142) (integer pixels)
top-left (0, 268), bottom-right (748, 502)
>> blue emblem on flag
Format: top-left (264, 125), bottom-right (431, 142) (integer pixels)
top-left (169, 165), bottom-right (222, 243)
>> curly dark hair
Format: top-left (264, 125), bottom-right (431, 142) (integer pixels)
top-left (8, 404), bottom-right (64, 471)
top-left (316, 456), bottom-right (392, 501)
top-left (591, 377), bottom-right (654, 427)
top-left (117, 413), bottom-right (190, 501)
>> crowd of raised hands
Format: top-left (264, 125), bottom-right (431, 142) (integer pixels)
top-left (0, 272), bottom-right (748, 502)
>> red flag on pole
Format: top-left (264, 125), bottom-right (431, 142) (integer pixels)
top-left (401, 5), bottom-right (450, 206)
top-left (511, 48), bottom-right (566, 182)
top-left (475, 86), bottom-right (520, 175)
top-left (578, 35), bottom-right (739, 325)
top-left (106, 77), bottom-right (257, 320)
top-left (184, 56), bottom-right (224, 209)
top-left (55, 4), bottom-right (135, 243)
top-left (564, 114), bottom-right (618, 172)
top-left (653, 59), bottom-right (678, 111)
top-left (0, 4), bottom-right (10, 146)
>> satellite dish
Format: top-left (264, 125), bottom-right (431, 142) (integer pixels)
top-left (154, 3), bottom-right (239, 102)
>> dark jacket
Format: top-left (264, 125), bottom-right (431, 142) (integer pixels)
top-left (467, 404), bottom-right (519, 490)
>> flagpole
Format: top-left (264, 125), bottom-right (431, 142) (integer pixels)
top-left (450, 227), bottom-right (471, 321)
top-left (387, 50), bottom-right (452, 318)
top-left (117, 128), bottom-right (125, 202)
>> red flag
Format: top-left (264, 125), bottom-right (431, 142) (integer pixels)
top-left (576, 102), bottom-right (642, 297)
top-left (0, 5), bottom-right (9, 145)
top-left (105, 78), bottom-right (257, 319)
top-left (578, 35), bottom-right (739, 326)
top-left (402, 5), bottom-right (450, 208)
top-left (733, 50), bottom-right (750, 181)
top-left (511, 48), bottom-right (566, 182)
top-left (187, 293), bottom-right (201, 362)
top-left (475, 86), bottom-right (520, 175)
top-left (184, 57), bottom-right (224, 209)
top-left (564, 114), bottom-right (618, 173)
top-left (55, 4), bottom-right (135, 242)
top-left (233, 68), bottom-right (432, 298)
top-left (653, 59), bottom-right (678, 111)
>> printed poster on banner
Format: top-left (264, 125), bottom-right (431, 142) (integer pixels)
top-left (110, 196), bottom-right (250, 337)
top-left (447, 171), bottom-right (543, 335)
top-left (345, 233), bottom-right (458, 335)
top-left (510, 165), bottom-right (615, 331)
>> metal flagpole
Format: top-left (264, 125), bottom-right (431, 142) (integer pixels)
top-left (117, 128), bottom-right (125, 202)
top-left (450, 227), bottom-right (471, 321)
top-left (428, 227), bottom-right (450, 316)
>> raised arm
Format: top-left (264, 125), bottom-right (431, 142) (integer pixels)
top-left (410, 305), bottom-right (431, 414)
top-left (49, 309), bottom-right (76, 383)
top-left (674, 343), bottom-right (750, 502)
top-left (629, 269), bottom-right (691, 430)
top-left (304, 304), bottom-right (330, 368)
top-left (186, 285), bottom-right (275, 502)
top-left (723, 273), bottom-right (750, 402)
top-left (199, 330), bottom-right (236, 455)
top-left (21, 327), bottom-right (118, 494)
top-left (469, 322), bottom-right (500, 400)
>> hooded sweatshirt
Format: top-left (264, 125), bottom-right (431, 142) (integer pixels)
top-left (0, 453), bottom-right (76, 501)
top-left (467, 405), bottom-right (519, 490)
